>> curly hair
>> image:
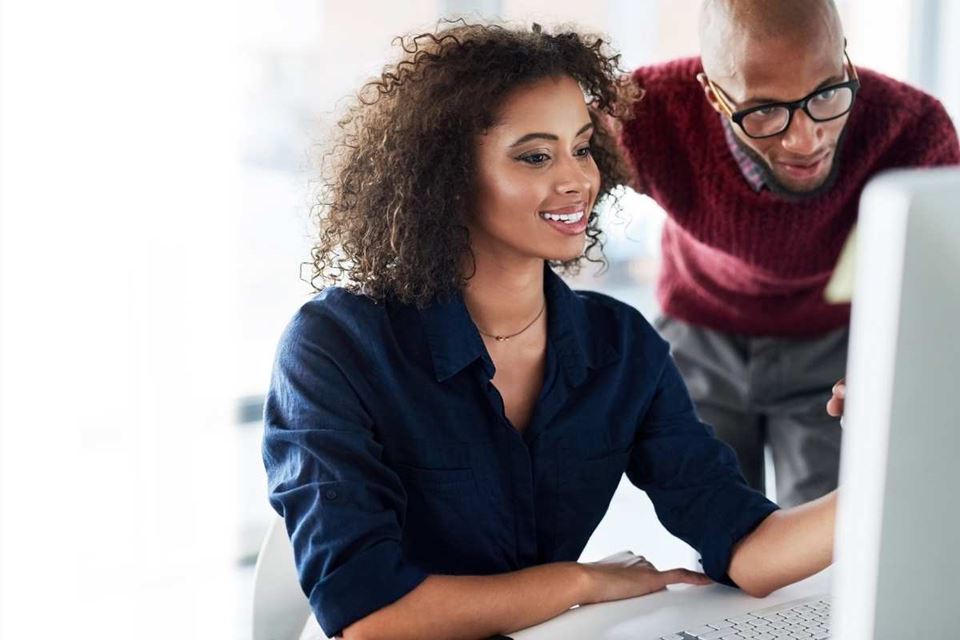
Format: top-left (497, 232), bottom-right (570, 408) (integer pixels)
top-left (307, 20), bottom-right (638, 306)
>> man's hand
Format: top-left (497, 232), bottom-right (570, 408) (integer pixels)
top-left (826, 378), bottom-right (845, 417)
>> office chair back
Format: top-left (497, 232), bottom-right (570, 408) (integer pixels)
top-left (252, 516), bottom-right (315, 640)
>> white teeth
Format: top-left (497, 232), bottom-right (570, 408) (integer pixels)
top-left (539, 210), bottom-right (585, 224)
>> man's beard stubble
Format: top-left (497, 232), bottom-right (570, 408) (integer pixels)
top-left (732, 129), bottom-right (848, 201)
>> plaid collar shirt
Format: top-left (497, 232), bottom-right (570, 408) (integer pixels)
top-left (722, 116), bottom-right (767, 192)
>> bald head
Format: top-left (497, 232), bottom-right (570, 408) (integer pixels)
top-left (699, 0), bottom-right (844, 80)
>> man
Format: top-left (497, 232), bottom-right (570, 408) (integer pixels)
top-left (617, 0), bottom-right (959, 507)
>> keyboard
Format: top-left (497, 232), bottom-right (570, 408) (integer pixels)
top-left (658, 596), bottom-right (831, 640)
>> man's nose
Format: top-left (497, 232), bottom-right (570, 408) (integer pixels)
top-left (780, 109), bottom-right (824, 156)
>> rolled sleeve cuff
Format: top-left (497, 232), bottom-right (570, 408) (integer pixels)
top-left (309, 540), bottom-right (429, 638)
top-left (700, 496), bottom-right (779, 588)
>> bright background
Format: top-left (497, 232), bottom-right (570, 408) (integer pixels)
top-left (1, 1), bottom-right (957, 638)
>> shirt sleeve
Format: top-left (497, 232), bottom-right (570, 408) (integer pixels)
top-left (262, 308), bottom-right (428, 637)
top-left (626, 352), bottom-right (779, 587)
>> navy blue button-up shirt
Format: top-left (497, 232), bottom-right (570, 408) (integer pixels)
top-left (263, 268), bottom-right (778, 637)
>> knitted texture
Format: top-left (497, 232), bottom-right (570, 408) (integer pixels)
top-left (621, 57), bottom-right (960, 336)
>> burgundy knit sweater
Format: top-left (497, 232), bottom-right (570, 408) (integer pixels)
top-left (620, 57), bottom-right (960, 337)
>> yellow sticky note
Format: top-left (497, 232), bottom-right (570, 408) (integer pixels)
top-left (825, 226), bottom-right (857, 304)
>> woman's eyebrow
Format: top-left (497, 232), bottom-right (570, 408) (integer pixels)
top-left (509, 122), bottom-right (594, 147)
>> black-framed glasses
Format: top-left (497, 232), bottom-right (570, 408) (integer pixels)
top-left (707, 51), bottom-right (861, 139)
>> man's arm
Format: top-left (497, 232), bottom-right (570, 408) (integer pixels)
top-left (728, 490), bottom-right (836, 598)
top-left (592, 104), bottom-right (643, 192)
top-left (906, 97), bottom-right (960, 167)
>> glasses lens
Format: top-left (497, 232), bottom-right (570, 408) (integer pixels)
top-left (807, 86), bottom-right (855, 120)
top-left (742, 106), bottom-right (791, 137)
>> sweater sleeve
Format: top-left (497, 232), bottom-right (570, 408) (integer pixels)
top-left (906, 98), bottom-right (960, 166)
top-left (619, 59), bottom-right (709, 198)
top-left (619, 69), bottom-right (655, 195)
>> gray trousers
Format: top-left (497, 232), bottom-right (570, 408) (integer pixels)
top-left (655, 315), bottom-right (846, 508)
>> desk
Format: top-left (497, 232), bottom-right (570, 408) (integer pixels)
top-left (511, 568), bottom-right (832, 640)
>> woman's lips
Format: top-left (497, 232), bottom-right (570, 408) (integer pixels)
top-left (538, 208), bottom-right (588, 235)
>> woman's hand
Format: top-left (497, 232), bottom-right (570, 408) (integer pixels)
top-left (826, 378), bottom-right (845, 417)
top-left (580, 551), bottom-right (712, 605)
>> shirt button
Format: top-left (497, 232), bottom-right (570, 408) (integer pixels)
top-left (323, 489), bottom-right (338, 501)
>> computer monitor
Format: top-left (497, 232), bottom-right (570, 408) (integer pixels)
top-left (833, 167), bottom-right (960, 639)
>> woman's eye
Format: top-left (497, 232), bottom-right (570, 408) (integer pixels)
top-left (519, 152), bottom-right (551, 165)
top-left (574, 146), bottom-right (592, 158)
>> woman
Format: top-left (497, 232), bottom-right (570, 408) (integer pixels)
top-left (263, 22), bottom-right (836, 640)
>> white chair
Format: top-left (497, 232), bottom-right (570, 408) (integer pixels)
top-left (252, 516), bottom-right (317, 640)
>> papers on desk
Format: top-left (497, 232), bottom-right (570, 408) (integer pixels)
top-left (825, 226), bottom-right (857, 304)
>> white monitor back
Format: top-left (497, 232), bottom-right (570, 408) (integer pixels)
top-left (833, 167), bottom-right (960, 639)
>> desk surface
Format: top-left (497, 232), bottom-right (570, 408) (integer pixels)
top-left (511, 568), bottom-right (832, 640)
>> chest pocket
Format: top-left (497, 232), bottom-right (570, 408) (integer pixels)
top-left (388, 438), bottom-right (493, 572)
top-left (391, 437), bottom-right (476, 491)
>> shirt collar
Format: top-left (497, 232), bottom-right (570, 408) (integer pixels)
top-left (418, 287), bottom-right (493, 382)
top-left (722, 116), bottom-right (767, 192)
top-left (418, 266), bottom-right (619, 385)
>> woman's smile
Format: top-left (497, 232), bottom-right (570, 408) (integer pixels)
top-left (538, 203), bottom-right (588, 235)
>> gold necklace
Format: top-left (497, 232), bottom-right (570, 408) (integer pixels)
top-left (475, 301), bottom-right (546, 342)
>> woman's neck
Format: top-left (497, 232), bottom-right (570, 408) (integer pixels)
top-left (462, 250), bottom-right (545, 338)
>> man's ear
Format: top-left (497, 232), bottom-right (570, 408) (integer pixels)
top-left (696, 72), bottom-right (725, 115)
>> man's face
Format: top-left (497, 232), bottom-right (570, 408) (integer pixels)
top-left (703, 34), bottom-right (852, 195)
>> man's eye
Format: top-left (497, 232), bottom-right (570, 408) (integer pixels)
top-left (755, 106), bottom-right (778, 116)
top-left (814, 88), bottom-right (838, 102)
top-left (520, 153), bottom-right (550, 165)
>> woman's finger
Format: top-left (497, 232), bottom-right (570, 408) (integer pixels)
top-left (658, 568), bottom-right (712, 587)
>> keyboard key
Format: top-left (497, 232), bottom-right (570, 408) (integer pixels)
top-left (698, 629), bottom-right (740, 640)
top-left (685, 625), bottom-right (718, 636)
top-left (709, 620), bottom-right (736, 630)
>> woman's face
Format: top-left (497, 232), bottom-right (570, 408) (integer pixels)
top-left (470, 75), bottom-right (601, 266)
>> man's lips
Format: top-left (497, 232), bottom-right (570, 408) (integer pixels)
top-left (775, 152), bottom-right (832, 181)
